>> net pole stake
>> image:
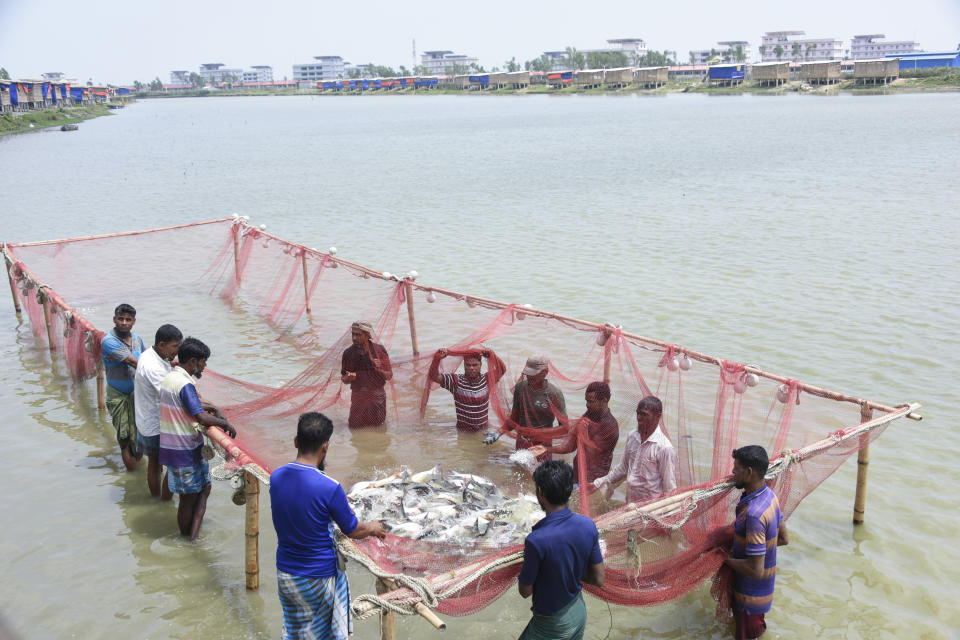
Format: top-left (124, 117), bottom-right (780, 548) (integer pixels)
top-left (853, 404), bottom-right (872, 525)
top-left (96, 361), bottom-right (106, 410)
top-left (4, 254), bottom-right (21, 313)
top-left (404, 279), bottom-right (420, 357)
top-left (301, 252), bottom-right (312, 314)
top-left (244, 470), bottom-right (260, 589)
top-left (41, 292), bottom-right (56, 352)
top-left (376, 578), bottom-right (397, 640)
top-left (233, 227), bottom-right (241, 284)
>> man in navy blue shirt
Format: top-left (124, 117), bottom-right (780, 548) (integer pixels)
top-left (270, 412), bottom-right (385, 639)
top-left (517, 460), bottom-right (605, 640)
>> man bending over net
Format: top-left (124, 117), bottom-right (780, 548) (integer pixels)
top-left (517, 460), bottom-right (605, 640)
top-left (341, 321), bottom-right (392, 428)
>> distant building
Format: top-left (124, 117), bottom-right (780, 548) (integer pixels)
top-left (888, 51), bottom-right (960, 70)
top-left (293, 56), bottom-right (345, 82)
top-left (41, 72), bottom-right (65, 81)
top-left (761, 31), bottom-right (843, 62)
top-left (591, 38), bottom-right (647, 63)
top-left (689, 41), bottom-right (752, 65)
top-left (541, 51), bottom-right (568, 71)
top-left (851, 35), bottom-right (920, 60)
top-left (198, 63), bottom-right (243, 84)
top-left (170, 70), bottom-right (191, 84)
top-left (420, 51), bottom-right (479, 75)
top-left (243, 66), bottom-right (274, 83)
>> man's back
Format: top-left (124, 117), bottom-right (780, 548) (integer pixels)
top-left (270, 463), bottom-right (358, 578)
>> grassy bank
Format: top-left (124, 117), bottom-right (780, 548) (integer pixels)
top-left (0, 104), bottom-right (112, 137)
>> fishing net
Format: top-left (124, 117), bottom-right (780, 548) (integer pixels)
top-left (2, 218), bottom-right (913, 622)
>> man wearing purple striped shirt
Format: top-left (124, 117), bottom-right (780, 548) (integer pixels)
top-left (723, 445), bottom-right (789, 640)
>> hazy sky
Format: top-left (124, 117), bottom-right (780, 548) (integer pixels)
top-left (1, 0), bottom-right (958, 84)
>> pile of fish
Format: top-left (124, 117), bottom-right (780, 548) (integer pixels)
top-left (347, 466), bottom-right (543, 546)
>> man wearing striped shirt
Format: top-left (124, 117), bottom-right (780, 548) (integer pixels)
top-left (430, 348), bottom-right (506, 432)
top-left (723, 445), bottom-right (789, 639)
top-left (158, 337), bottom-right (236, 540)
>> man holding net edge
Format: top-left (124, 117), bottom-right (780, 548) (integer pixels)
top-left (341, 321), bottom-right (392, 428)
top-left (428, 347), bottom-right (506, 432)
top-left (517, 460), bottom-right (605, 640)
top-left (484, 355), bottom-right (566, 459)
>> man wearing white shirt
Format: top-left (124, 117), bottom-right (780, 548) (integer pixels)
top-left (134, 324), bottom-right (182, 499)
top-left (593, 396), bottom-right (677, 503)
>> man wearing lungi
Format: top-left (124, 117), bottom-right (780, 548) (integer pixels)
top-left (101, 303), bottom-right (146, 471)
top-left (270, 412), bottom-right (386, 639)
top-left (340, 321), bottom-right (392, 428)
top-left (517, 460), bottom-right (605, 640)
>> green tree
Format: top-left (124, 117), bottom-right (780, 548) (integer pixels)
top-left (735, 45), bottom-right (745, 63)
top-left (564, 46), bottom-right (585, 70)
top-left (689, 51), bottom-right (697, 65)
top-left (586, 51), bottom-right (628, 69)
top-left (398, 65), bottom-right (410, 76)
top-left (775, 45), bottom-right (784, 61)
top-left (133, 80), bottom-right (144, 91)
top-left (0, 67), bottom-right (10, 80)
top-left (526, 55), bottom-right (555, 72)
top-left (413, 64), bottom-right (428, 75)
top-left (188, 72), bottom-right (205, 88)
top-left (791, 43), bottom-right (802, 59)
top-left (446, 63), bottom-right (470, 75)
top-left (505, 57), bottom-right (520, 72)
top-left (759, 45), bottom-right (766, 59)
top-left (149, 77), bottom-right (163, 91)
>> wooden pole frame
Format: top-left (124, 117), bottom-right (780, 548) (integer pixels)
top-left (233, 226), bottom-right (242, 284)
top-left (853, 404), bottom-right (872, 524)
top-left (404, 279), bottom-right (420, 357)
top-left (301, 250), bottom-right (312, 314)
top-left (3, 251), bottom-right (21, 314)
top-left (96, 361), bottom-right (106, 410)
top-left (40, 289), bottom-right (56, 351)
top-left (244, 470), bottom-right (260, 590)
top-left (376, 578), bottom-right (397, 640)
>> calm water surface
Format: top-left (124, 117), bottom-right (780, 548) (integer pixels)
top-left (1, 94), bottom-right (958, 639)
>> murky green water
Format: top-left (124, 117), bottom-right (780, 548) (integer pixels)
top-left (1, 93), bottom-right (958, 639)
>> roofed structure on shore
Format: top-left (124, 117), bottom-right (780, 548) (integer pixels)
top-left (752, 61), bottom-right (790, 86)
top-left (854, 58), bottom-right (900, 84)
top-left (576, 69), bottom-right (605, 88)
top-left (604, 67), bottom-right (635, 87)
top-left (636, 66), bottom-right (668, 87)
top-left (801, 60), bottom-right (842, 84)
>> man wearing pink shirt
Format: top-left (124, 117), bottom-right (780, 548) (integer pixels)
top-left (592, 396), bottom-right (676, 503)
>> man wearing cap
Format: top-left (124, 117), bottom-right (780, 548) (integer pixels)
top-left (486, 355), bottom-right (565, 457)
top-left (340, 321), bottom-right (393, 428)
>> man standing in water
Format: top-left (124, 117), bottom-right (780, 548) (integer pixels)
top-left (134, 323), bottom-right (182, 499)
top-left (101, 303), bottom-right (146, 471)
top-left (486, 355), bottom-right (566, 457)
top-left (340, 321), bottom-right (392, 428)
top-left (593, 396), bottom-right (677, 503)
top-left (430, 348), bottom-right (506, 432)
top-left (722, 445), bottom-right (788, 640)
top-left (158, 337), bottom-right (236, 540)
top-left (517, 460), bottom-right (605, 640)
top-left (529, 381), bottom-right (619, 485)
top-left (270, 412), bottom-right (386, 639)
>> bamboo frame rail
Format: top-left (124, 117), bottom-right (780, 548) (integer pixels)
top-left (354, 403), bottom-right (919, 621)
top-left (301, 251), bottom-right (312, 314)
top-left (3, 251), bottom-right (21, 313)
top-left (40, 289), bottom-right (56, 351)
top-left (244, 470), bottom-right (260, 590)
top-left (404, 279), bottom-right (420, 357)
top-left (5, 217), bottom-right (235, 248)
top-left (853, 404), bottom-right (872, 524)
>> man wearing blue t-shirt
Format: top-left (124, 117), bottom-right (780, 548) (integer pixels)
top-left (101, 303), bottom-right (146, 471)
top-left (270, 412), bottom-right (386, 640)
top-left (517, 460), bottom-right (605, 640)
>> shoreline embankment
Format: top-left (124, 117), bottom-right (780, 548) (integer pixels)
top-left (0, 104), bottom-right (113, 137)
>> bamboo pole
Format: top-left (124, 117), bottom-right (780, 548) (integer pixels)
top-left (41, 290), bottom-right (56, 351)
top-left (96, 361), bottom-right (106, 410)
top-left (376, 578), bottom-right (397, 640)
top-left (853, 404), bottom-right (872, 525)
top-left (7, 217), bottom-right (235, 248)
top-left (4, 253), bottom-right (21, 313)
top-left (404, 279), bottom-right (420, 357)
top-left (233, 227), bottom-right (241, 284)
top-left (301, 251), bottom-right (312, 314)
top-left (244, 470), bottom-right (260, 590)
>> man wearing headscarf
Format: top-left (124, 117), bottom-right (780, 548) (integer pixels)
top-left (340, 321), bottom-right (393, 428)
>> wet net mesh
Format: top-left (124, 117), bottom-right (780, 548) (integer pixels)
top-left (3, 218), bottom-right (911, 621)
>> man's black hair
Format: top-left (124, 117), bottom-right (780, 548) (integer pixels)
top-left (297, 412), bottom-right (334, 454)
top-left (532, 459), bottom-right (575, 506)
top-left (586, 380), bottom-right (611, 402)
top-left (178, 336), bottom-right (211, 364)
top-left (637, 395), bottom-right (663, 415)
top-left (463, 352), bottom-right (482, 363)
top-left (732, 445), bottom-right (770, 478)
top-left (155, 324), bottom-right (182, 345)
top-left (114, 303), bottom-right (136, 317)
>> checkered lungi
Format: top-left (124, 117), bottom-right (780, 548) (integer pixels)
top-left (277, 568), bottom-right (352, 640)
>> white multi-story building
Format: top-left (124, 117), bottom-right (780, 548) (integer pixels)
top-left (420, 51), bottom-right (480, 75)
top-left (198, 63), bottom-right (243, 84)
top-left (689, 41), bottom-right (752, 64)
top-left (41, 72), bottom-right (65, 81)
top-left (170, 70), bottom-right (191, 84)
top-left (293, 56), bottom-right (345, 82)
top-left (761, 31), bottom-right (843, 62)
top-left (850, 35), bottom-right (921, 60)
top-left (603, 38), bottom-right (648, 62)
top-left (243, 66), bottom-right (274, 83)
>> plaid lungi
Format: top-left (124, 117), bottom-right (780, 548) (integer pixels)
top-left (278, 568), bottom-right (352, 640)
top-left (348, 389), bottom-right (386, 428)
top-left (106, 385), bottom-right (139, 457)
